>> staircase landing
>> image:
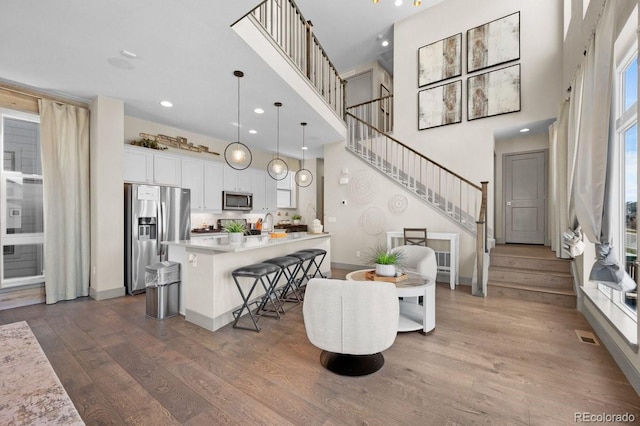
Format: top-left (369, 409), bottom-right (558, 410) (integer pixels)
top-left (489, 244), bottom-right (576, 308)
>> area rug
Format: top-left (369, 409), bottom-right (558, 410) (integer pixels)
top-left (0, 321), bottom-right (84, 425)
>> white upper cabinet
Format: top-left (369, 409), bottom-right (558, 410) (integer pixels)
top-left (204, 161), bottom-right (224, 211)
top-left (123, 145), bottom-right (153, 183)
top-left (265, 175), bottom-right (277, 212)
top-left (223, 166), bottom-right (250, 192)
top-left (153, 152), bottom-right (182, 186)
top-left (250, 169), bottom-right (278, 212)
top-left (181, 158), bottom-right (204, 210)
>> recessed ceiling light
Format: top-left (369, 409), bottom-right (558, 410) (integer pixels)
top-left (254, 108), bottom-right (264, 114)
top-left (249, 129), bottom-right (257, 134)
top-left (520, 128), bottom-right (530, 133)
top-left (120, 49), bottom-right (137, 59)
top-left (394, 0), bottom-right (403, 6)
top-left (302, 146), bottom-right (308, 150)
top-left (381, 40), bottom-right (389, 47)
top-left (160, 100), bottom-right (173, 108)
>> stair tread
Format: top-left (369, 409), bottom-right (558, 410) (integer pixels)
top-left (488, 265), bottom-right (572, 278)
top-left (489, 281), bottom-right (576, 296)
top-left (490, 252), bottom-right (571, 262)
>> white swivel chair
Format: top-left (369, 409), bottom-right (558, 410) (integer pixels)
top-left (303, 278), bottom-right (399, 376)
top-left (391, 244), bottom-right (437, 281)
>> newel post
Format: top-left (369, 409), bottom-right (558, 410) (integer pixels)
top-left (473, 181), bottom-right (489, 297)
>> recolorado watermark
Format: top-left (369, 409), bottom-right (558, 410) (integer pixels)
top-left (575, 412), bottom-right (636, 423)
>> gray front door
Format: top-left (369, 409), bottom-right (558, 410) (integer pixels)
top-left (504, 150), bottom-right (547, 244)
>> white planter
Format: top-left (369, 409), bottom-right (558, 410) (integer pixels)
top-left (228, 232), bottom-right (244, 245)
top-left (293, 219), bottom-right (301, 225)
top-left (375, 264), bottom-right (395, 277)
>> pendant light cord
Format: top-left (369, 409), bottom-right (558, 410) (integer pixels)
top-left (236, 75), bottom-right (240, 147)
top-left (301, 124), bottom-right (305, 168)
top-left (276, 104), bottom-right (280, 156)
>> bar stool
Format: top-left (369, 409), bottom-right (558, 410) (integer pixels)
top-left (288, 250), bottom-right (317, 295)
top-left (297, 248), bottom-right (327, 279)
top-left (231, 262), bottom-right (282, 332)
top-left (263, 256), bottom-right (304, 309)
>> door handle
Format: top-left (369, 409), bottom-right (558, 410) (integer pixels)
top-left (506, 201), bottom-right (512, 206)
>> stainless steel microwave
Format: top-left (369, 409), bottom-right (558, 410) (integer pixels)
top-left (222, 191), bottom-right (253, 211)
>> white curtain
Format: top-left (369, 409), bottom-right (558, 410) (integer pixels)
top-left (571, 1), bottom-right (634, 292)
top-left (549, 121), bottom-right (558, 254)
top-left (553, 101), bottom-right (571, 258)
top-left (38, 99), bottom-right (90, 304)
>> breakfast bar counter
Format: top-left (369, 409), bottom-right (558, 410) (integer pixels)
top-left (164, 233), bottom-right (331, 332)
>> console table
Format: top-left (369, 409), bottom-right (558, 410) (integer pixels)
top-left (386, 231), bottom-right (459, 290)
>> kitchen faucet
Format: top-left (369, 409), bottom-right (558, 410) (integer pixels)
top-left (263, 212), bottom-right (274, 232)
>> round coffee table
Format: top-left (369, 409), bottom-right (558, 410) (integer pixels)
top-left (345, 269), bottom-right (435, 334)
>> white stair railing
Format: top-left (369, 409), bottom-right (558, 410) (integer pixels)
top-left (235, 0), bottom-right (346, 119)
top-left (346, 112), bottom-right (484, 236)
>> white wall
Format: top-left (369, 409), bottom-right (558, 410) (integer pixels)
top-left (494, 132), bottom-right (550, 243)
top-left (393, 0), bottom-right (563, 234)
top-left (324, 141), bottom-right (478, 280)
top-left (90, 96), bottom-right (125, 300)
top-left (125, 116), bottom-right (300, 172)
top-left (324, 0), bottom-right (563, 281)
top-left (342, 60), bottom-right (394, 101)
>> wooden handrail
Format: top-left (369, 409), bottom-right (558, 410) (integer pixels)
top-left (346, 112), bottom-right (482, 191)
top-left (346, 95), bottom-right (393, 110)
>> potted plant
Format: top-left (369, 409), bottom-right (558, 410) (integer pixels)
top-left (292, 214), bottom-right (302, 225)
top-left (369, 246), bottom-right (404, 277)
top-left (223, 221), bottom-right (246, 245)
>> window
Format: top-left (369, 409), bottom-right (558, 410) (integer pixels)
top-left (0, 109), bottom-right (45, 289)
top-left (598, 35), bottom-right (638, 316)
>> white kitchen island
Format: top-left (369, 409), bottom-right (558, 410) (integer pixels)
top-left (164, 233), bottom-right (331, 332)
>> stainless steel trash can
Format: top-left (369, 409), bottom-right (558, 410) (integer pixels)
top-left (145, 261), bottom-right (180, 319)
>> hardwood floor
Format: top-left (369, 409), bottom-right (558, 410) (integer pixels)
top-left (1, 278), bottom-right (638, 425)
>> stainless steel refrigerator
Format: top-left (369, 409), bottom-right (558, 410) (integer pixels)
top-left (124, 183), bottom-right (190, 294)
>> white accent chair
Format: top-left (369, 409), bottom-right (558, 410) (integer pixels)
top-left (391, 245), bottom-right (437, 281)
top-left (303, 278), bottom-right (399, 376)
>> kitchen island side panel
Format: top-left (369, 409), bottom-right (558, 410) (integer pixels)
top-left (167, 234), bottom-right (331, 332)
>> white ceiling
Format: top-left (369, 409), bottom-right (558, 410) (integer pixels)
top-left (0, 0), bottom-right (440, 160)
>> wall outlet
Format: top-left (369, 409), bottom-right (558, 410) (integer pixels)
top-left (189, 253), bottom-right (197, 267)
top-left (356, 251), bottom-right (360, 257)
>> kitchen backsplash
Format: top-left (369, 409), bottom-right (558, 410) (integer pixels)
top-left (190, 210), bottom-right (302, 230)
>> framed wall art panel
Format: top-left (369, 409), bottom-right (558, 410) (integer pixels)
top-left (467, 64), bottom-right (520, 121)
top-left (467, 12), bottom-right (520, 73)
top-left (418, 80), bottom-right (462, 130)
top-left (418, 33), bottom-right (462, 87)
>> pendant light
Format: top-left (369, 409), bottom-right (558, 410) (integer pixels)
top-left (267, 102), bottom-right (289, 180)
top-left (295, 122), bottom-right (313, 187)
top-left (224, 70), bottom-right (252, 170)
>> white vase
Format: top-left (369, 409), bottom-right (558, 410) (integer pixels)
top-left (293, 219), bottom-right (301, 225)
top-left (375, 264), bottom-right (395, 277)
top-left (228, 232), bottom-right (243, 245)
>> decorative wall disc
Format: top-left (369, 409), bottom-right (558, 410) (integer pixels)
top-left (359, 207), bottom-right (385, 235)
top-left (388, 194), bottom-right (408, 214)
top-left (348, 171), bottom-right (378, 204)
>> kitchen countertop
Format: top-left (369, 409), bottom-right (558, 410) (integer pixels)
top-left (164, 232), bottom-right (330, 253)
